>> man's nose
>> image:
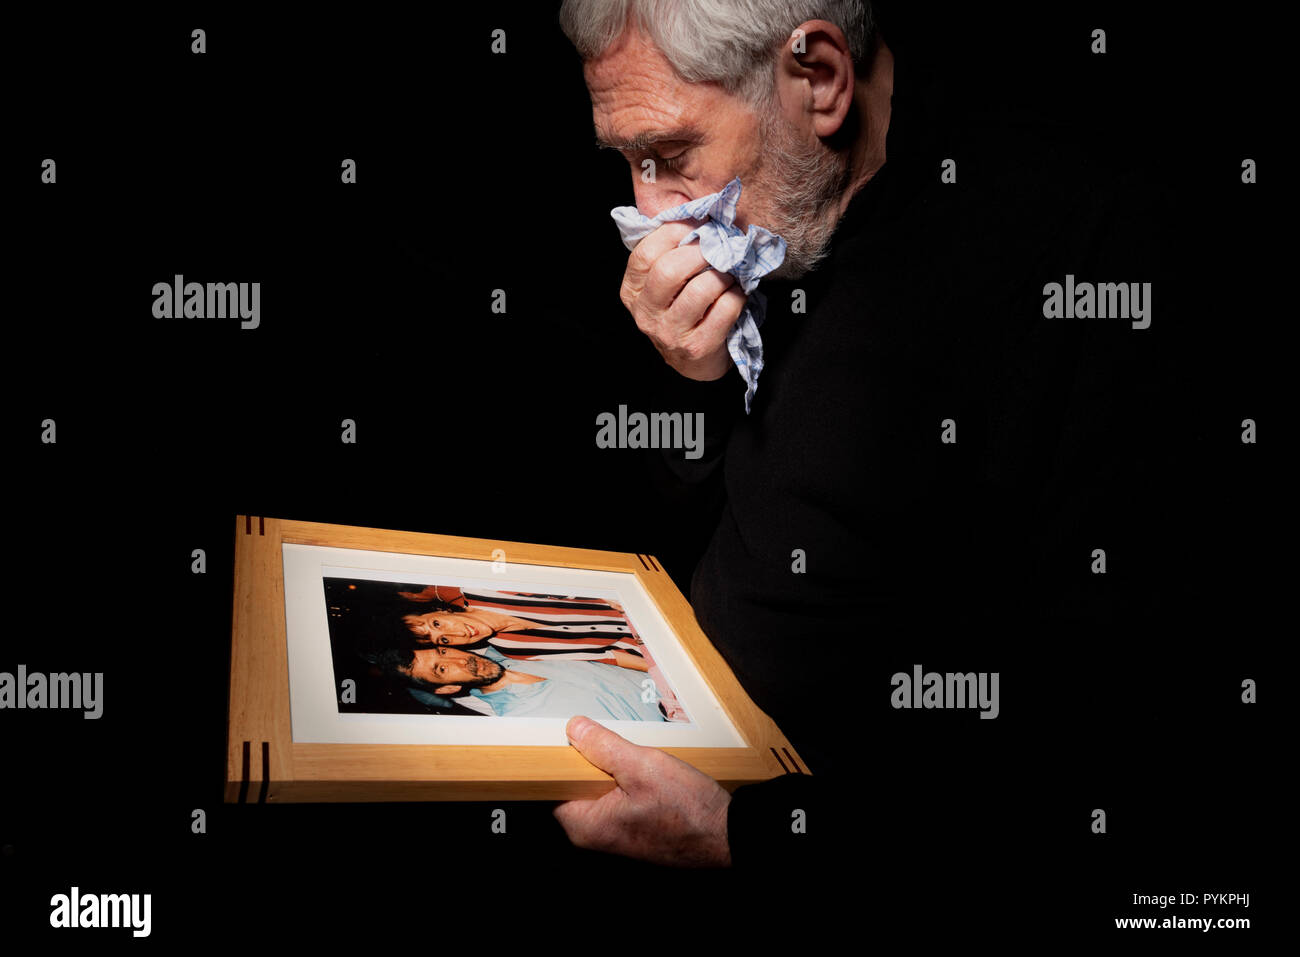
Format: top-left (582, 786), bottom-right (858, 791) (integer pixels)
top-left (632, 179), bottom-right (692, 219)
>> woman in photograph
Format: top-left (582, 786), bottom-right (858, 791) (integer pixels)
top-left (392, 585), bottom-right (652, 671)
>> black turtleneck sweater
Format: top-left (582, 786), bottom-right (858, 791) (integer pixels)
top-left (651, 43), bottom-right (1171, 871)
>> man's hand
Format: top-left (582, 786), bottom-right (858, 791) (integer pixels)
top-left (553, 715), bottom-right (732, 867)
top-left (619, 221), bottom-right (747, 381)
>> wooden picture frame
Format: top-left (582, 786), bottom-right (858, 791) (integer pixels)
top-left (226, 516), bottom-right (809, 802)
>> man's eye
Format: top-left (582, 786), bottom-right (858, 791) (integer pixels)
top-left (658, 152), bottom-right (686, 171)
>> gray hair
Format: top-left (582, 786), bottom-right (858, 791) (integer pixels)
top-left (559, 0), bottom-right (874, 104)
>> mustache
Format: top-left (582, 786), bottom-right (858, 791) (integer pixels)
top-left (462, 654), bottom-right (502, 682)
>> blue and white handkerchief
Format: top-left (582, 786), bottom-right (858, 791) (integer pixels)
top-left (611, 178), bottom-right (786, 413)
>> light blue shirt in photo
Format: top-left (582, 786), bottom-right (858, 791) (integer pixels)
top-left (470, 652), bottom-right (664, 721)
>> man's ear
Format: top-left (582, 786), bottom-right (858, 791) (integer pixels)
top-left (778, 19), bottom-right (856, 140)
top-left (434, 684), bottom-right (462, 695)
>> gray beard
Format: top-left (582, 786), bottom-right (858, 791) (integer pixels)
top-left (745, 106), bottom-right (852, 281)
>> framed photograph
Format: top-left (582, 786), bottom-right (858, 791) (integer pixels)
top-left (226, 516), bottom-right (808, 802)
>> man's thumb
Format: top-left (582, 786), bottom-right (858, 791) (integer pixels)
top-left (566, 716), bottom-right (638, 781)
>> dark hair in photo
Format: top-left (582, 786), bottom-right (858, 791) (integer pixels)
top-left (362, 644), bottom-right (451, 694)
top-left (325, 578), bottom-right (462, 661)
top-left (362, 644), bottom-right (414, 678)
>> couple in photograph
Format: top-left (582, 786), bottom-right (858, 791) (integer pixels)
top-left (343, 581), bottom-right (688, 721)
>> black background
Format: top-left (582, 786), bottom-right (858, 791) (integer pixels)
top-left (3, 3), bottom-right (1280, 944)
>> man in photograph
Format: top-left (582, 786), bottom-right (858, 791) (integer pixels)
top-left (368, 643), bottom-right (672, 721)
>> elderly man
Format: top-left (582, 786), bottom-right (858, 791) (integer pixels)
top-left (552, 0), bottom-right (1156, 877)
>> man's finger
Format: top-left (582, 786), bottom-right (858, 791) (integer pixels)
top-left (625, 220), bottom-right (698, 281)
top-left (552, 793), bottom-right (601, 840)
top-left (565, 715), bottom-right (643, 783)
top-left (621, 223), bottom-right (700, 311)
top-left (690, 284), bottom-right (748, 344)
top-left (668, 268), bottom-right (738, 334)
top-left (638, 244), bottom-right (711, 315)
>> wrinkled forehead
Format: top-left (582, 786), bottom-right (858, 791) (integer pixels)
top-left (584, 28), bottom-right (729, 148)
